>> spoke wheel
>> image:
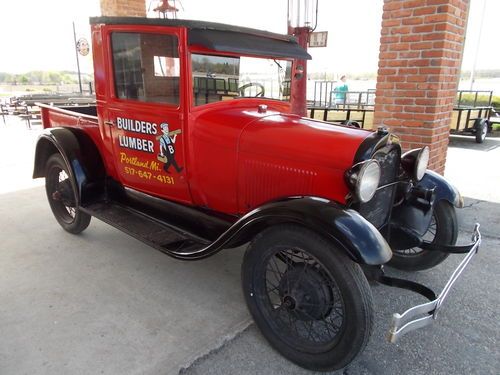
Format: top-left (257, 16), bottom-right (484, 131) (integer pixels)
top-left (389, 200), bottom-right (457, 271)
top-left (264, 248), bottom-right (346, 352)
top-left (396, 215), bottom-right (437, 256)
top-left (242, 225), bottom-right (373, 371)
top-left (45, 154), bottom-right (91, 234)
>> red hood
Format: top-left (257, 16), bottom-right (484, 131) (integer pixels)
top-left (239, 113), bottom-right (372, 171)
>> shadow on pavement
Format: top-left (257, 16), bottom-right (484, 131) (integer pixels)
top-left (448, 134), bottom-right (500, 152)
top-left (0, 186), bottom-right (251, 375)
top-left (458, 197), bottom-right (500, 239)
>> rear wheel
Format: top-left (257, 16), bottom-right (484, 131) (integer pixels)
top-left (475, 118), bottom-right (488, 143)
top-left (45, 153), bottom-right (91, 234)
top-left (389, 200), bottom-right (457, 271)
top-left (242, 225), bottom-right (373, 371)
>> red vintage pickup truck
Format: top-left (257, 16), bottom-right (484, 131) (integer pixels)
top-left (33, 17), bottom-right (481, 371)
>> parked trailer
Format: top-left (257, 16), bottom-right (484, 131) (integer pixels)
top-left (308, 82), bottom-right (375, 129)
top-left (308, 86), bottom-right (496, 144)
top-left (451, 90), bottom-right (494, 143)
top-left (11, 93), bottom-right (96, 107)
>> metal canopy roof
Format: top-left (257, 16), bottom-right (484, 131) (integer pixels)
top-left (90, 16), bottom-right (311, 60)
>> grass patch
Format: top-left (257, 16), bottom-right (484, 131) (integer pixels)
top-left (457, 93), bottom-right (500, 108)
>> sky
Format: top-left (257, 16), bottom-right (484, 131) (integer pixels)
top-left (0, 0), bottom-right (498, 76)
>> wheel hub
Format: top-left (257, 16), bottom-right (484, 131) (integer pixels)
top-left (278, 264), bottom-right (333, 321)
top-left (52, 180), bottom-right (76, 207)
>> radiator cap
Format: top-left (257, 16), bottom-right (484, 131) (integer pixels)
top-left (377, 126), bottom-right (389, 135)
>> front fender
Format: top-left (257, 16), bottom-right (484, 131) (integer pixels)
top-left (418, 170), bottom-right (464, 208)
top-left (225, 197), bottom-right (392, 265)
top-left (33, 127), bottom-right (105, 204)
top-left (387, 170), bottom-right (463, 250)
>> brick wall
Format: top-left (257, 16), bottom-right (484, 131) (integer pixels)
top-left (374, 0), bottom-right (470, 174)
top-left (100, 0), bottom-right (146, 17)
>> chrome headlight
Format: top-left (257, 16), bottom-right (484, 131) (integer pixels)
top-left (346, 160), bottom-right (381, 203)
top-left (401, 146), bottom-right (429, 181)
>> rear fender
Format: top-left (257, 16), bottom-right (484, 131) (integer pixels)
top-left (226, 197), bottom-right (392, 265)
top-left (33, 127), bottom-right (106, 204)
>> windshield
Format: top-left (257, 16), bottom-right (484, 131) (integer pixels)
top-left (191, 53), bottom-right (292, 106)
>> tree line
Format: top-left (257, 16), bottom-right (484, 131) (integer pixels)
top-left (0, 71), bottom-right (92, 85)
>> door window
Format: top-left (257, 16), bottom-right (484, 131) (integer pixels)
top-left (111, 32), bottom-right (180, 105)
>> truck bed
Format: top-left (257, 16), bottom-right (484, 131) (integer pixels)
top-left (37, 103), bottom-right (98, 129)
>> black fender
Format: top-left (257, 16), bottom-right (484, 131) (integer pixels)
top-left (388, 170), bottom-right (462, 250)
top-left (218, 197), bottom-right (392, 265)
top-left (33, 127), bottom-right (106, 205)
top-left (417, 170), bottom-right (463, 208)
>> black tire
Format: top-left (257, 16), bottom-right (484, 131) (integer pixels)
top-left (389, 200), bottom-right (457, 271)
top-left (475, 118), bottom-right (488, 143)
top-left (45, 153), bottom-right (91, 234)
top-left (242, 224), bottom-right (373, 371)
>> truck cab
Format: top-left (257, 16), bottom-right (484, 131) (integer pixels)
top-left (89, 17), bottom-right (368, 215)
top-left (93, 18), bottom-right (290, 207)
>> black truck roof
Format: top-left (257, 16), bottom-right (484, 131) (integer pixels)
top-left (90, 16), bottom-right (311, 60)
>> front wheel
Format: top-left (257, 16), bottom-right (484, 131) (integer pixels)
top-left (45, 153), bottom-right (91, 234)
top-left (389, 200), bottom-right (458, 271)
top-left (242, 225), bottom-right (373, 371)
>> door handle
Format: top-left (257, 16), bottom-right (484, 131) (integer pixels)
top-left (104, 120), bottom-right (115, 127)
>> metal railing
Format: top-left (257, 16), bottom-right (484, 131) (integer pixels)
top-left (455, 90), bottom-right (493, 108)
top-left (311, 81), bottom-right (375, 108)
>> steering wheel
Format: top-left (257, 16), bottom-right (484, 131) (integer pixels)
top-left (238, 82), bottom-right (265, 98)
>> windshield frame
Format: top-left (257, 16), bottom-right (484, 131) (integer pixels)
top-left (187, 45), bottom-right (294, 110)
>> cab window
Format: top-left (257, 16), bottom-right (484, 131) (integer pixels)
top-left (191, 54), bottom-right (292, 106)
top-left (111, 32), bottom-right (180, 105)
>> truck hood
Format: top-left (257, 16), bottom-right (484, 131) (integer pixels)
top-left (239, 113), bottom-right (372, 170)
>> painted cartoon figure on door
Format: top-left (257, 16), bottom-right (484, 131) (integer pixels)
top-left (157, 122), bottom-right (183, 173)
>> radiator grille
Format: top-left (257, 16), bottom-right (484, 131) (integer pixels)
top-left (357, 146), bottom-right (399, 228)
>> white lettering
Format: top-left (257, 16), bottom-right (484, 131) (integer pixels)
top-left (115, 117), bottom-right (158, 135)
top-left (118, 135), bottom-right (155, 154)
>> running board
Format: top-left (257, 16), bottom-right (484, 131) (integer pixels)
top-left (80, 201), bottom-right (211, 257)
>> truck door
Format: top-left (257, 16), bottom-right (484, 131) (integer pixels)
top-left (104, 29), bottom-right (191, 204)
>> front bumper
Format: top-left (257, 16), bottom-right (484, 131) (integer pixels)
top-left (384, 224), bottom-right (482, 343)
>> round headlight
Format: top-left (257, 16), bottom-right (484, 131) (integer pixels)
top-left (356, 160), bottom-right (381, 203)
top-left (415, 146), bottom-right (430, 180)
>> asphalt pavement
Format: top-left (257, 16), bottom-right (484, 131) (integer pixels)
top-left (0, 118), bottom-right (499, 375)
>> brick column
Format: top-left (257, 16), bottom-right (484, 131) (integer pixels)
top-left (374, 0), bottom-right (469, 174)
top-left (100, 0), bottom-right (146, 17)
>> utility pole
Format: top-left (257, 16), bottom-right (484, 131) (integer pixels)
top-left (287, 0), bottom-right (318, 117)
top-left (72, 21), bottom-right (83, 94)
top-left (469, 0), bottom-right (487, 90)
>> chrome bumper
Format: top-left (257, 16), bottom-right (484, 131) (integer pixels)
top-left (388, 224), bottom-right (482, 343)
